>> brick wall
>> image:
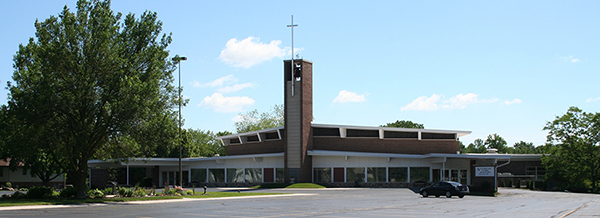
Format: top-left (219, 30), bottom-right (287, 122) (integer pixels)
top-left (226, 140), bottom-right (285, 156)
top-left (313, 138), bottom-right (459, 154)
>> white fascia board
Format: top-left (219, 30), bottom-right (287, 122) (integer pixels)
top-left (311, 123), bottom-right (472, 137)
top-left (308, 150), bottom-right (426, 159)
top-left (215, 126), bottom-right (284, 140)
top-left (185, 152), bottom-right (285, 162)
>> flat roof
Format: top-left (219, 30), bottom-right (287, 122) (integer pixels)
top-left (216, 123), bottom-right (472, 140)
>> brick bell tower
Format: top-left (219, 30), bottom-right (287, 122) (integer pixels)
top-left (284, 59), bottom-right (313, 183)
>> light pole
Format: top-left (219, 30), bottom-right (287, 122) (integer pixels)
top-left (173, 56), bottom-right (186, 187)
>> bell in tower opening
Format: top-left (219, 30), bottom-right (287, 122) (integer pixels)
top-left (294, 63), bottom-right (302, 81)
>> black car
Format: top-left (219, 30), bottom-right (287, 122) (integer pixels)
top-left (419, 181), bottom-right (469, 198)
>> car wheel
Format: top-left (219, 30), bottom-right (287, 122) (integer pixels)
top-left (445, 191), bottom-right (452, 198)
top-left (422, 191), bottom-right (428, 197)
top-left (459, 195), bottom-right (464, 198)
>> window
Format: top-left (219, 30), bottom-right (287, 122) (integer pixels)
top-left (347, 167), bottom-right (365, 183)
top-left (276, 168), bottom-right (285, 183)
top-left (191, 169), bottom-right (207, 183)
top-left (367, 167), bottom-right (387, 182)
top-left (389, 167), bottom-right (408, 182)
top-left (526, 166), bottom-right (546, 181)
top-left (209, 169), bottom-right (225, 183)
top-left (410, 167), bottom-right (430, 182)
top-left (245, 168), bottom-right (262, 183)
top-left (313, 168), bottom-right (331, 183)
top-left (227, 168), bottom-right (244, 183)
top-left (459, 170), bottom-right (468, 185)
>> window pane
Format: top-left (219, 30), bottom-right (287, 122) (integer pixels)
top-left (367, 167), bottom-right (387, 182)
top-left (432, 169), bottom-right (441, 182)
top-left (313, 168), bottom-right (331, 183)
top-left (191, 169), bottom-right (207, 183)
top-left (276, 168), bottom-right (285, 183)
top-left (209, 169), bottom-right (225, 183)
top-left (389, 167), bottom-right (408, 182)
top-left (410, 167), bottom-right (430, 182)
top-left (245, 168), bottom-right (262, 183)
top-left (459, 170), bottom-right (467, 185)
top-left (227, 168), bottom-right (244, 183)
top-left (347, 167), bottom-right (365, 183)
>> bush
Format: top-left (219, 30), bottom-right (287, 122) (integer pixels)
top-left (516, 179), bottom-right (521, 188)
top-left (117, 187), bottom-right (134, 197)
top-left (500, 180), bottom-right (506, 187)
top-left (164, 188), bottom-right (177, 196)
top-left (5, 182), bottom-right (12, 188)
top-left (10, 191), bottom-right (25, 199)
top-left (186, 190), bottom-right (194, 195)
top-left (134, 188), bottom-right (147, 197)
top-left (59, 186), bottom-right (78, 199)
top-left (87, 189), bottom-right (105, 199)
top-left (102, 187), bottom-right (113, 195)
top-left (141, 177), bottom-right (153, 188)
top-left (27, 186), bottom-right (55, 199)
top-left (20, 188), bottom-right (29, 192)
top-left (508, 179), bottom-right (513, 187)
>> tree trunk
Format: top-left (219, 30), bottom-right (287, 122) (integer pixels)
top-left (73, 161), bottom-right (89, 199)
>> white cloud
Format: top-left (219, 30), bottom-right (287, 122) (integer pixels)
top-left (194, 75), bottom-right (237, 88)
top-left (587, 97), bottom-right (600, 103)
top-left (199, 93), bottom-right (255, 113)
top-left (504, 98), bottom-right (522, 105)
top-left (401, 94), bottom-right (442, 111)
top-left (217, 83), bottom-right (258, 93)
top-left (219, 37), bottom-right (289, 68)
top-left (560, 55), bottom-right (582, 63)
top-left (402, 93), bottom-right (505, 111)
top-left (332, 90), bottom-right (367, 103)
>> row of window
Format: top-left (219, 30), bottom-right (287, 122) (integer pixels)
top-left (163, 167), bottom-right (468, 185)
top-left (314, 167), bottom-right (431, 183)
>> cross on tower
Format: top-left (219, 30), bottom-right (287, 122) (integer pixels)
top-left (287, 15), bottom-right (298, 96)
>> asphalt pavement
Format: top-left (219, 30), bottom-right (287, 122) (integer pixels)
top-left (0, 187), bottom-right (599, 217)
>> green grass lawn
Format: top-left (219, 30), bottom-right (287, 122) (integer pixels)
top-left (0, 192), bottom-right (285, 207)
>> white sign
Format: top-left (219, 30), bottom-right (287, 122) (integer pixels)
top-left (475, 167), bottom-right (495, 177)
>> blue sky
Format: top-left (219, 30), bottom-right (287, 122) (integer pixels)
top-left (1, 1), bottom-right (599, 147)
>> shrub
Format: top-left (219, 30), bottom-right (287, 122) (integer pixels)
top-left (5, 182), bottom-right (12, 188)
top-left (500, 180), bottom-right (506, 187)
top-left (102, 187), bottom-right (113, 195)
top-left (87, 189), bottom-right (105, 199)
top-left (508, 179), bottom-right (513, 187)
top-left (164, 188), bottom-right (177, 196)
top-left (117, 187), bottom-right (134, 197)
top-left (141, 177), bottom-right (153, 188)
top-left (27, 186), bottom-right (55, 199)
top-left (20, 188), bottom-right (29, 192)
top-left (186, 190), bottom-right (194, 195)
top-left (134, 188), bottom-right (147, 197)
top-left (10, 191), bottom-right (25, 199)
top-left (516, 179), bottom-right (521, 188)
top-left (59, 186), bottom-right (78, 199)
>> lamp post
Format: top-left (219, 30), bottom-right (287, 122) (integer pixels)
top-left (173, 56), bottom-right (187, 187)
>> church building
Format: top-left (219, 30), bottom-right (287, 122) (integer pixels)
top-left (86, 59), bottom-right (543, 192)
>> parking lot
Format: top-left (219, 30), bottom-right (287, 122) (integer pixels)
top-left (1, 187), bottom-right (599, 217)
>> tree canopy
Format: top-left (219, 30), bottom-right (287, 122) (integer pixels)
top-left (2, 0), bottom-right (178, 198)
top-left (542, 106), bottom-right (600, 192)
top-left (381, 120), bottom-right (424, 129)
top-left (234, 104), bottom-right (284, 133)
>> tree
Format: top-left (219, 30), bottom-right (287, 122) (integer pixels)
top-left (183, 129), bottom-right (227, 157)
top-left (485, 134), bottom-right (508, 153)
top-left (381, 120), bottom-right (424, 129)
top-left (235, 104), bottom-right (284, 133)
top-left (462, 138), bottom-right (487, 153)
top-left (542, 107), bottom-right (600, 192)
top-left (512, 141), bottom-right (539, 154)
top-left (5, 0), bottom-right (177, 198)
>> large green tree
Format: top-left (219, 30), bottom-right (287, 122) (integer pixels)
top-left (234, 104), bottom-right (284, 133)
top-left (485, 133), bottom-right (508, 153)
top-left (381, 120), bottom-right (424, 129)
top-left (543, 107), bottom-right (600, 192)
top-left (462, 138), bottom-right (487, 153)
top-left (5, 0), bottom-right (177, 198)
